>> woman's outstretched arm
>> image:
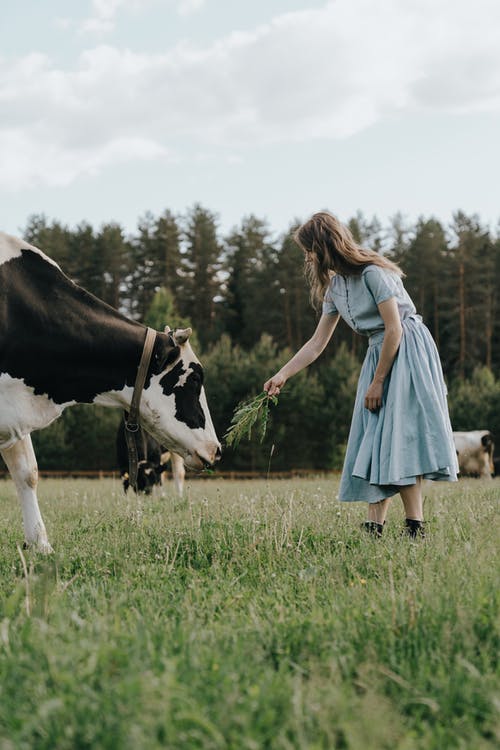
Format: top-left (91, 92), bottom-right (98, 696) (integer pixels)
top-left (264, 313), bottom-right (340, 396)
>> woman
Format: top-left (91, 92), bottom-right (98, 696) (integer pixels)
top-left (264, 212), bottom-right (458, 537)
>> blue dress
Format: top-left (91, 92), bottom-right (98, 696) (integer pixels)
top-left (322, 265), bottom-right (458, 503)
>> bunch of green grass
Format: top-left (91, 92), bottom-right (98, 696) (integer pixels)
top-left (224, 391), bottom-right (278, 447)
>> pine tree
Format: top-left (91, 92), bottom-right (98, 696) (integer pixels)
top-left (444, 213), bottom-right (491, 378)
top-left (155, 209), bottom-right (182, 290)
top-left (177, 204), bottom-right (221, 349)
top-left (22, 215), bottom-right (72, 270)
top-left (221, 215), bottom-right (279, 348)
top-left (392, 217), bottom-right (447, 347)
top-left (348, 211), bottom-right (383, 252)
top-left (275, 225), bottom-right (316, 350)
top-left (69, 222), bottom-right (98, 293)
top-left (130, 211), bottom-right (180, 321)
top-left (95, 223), bottom-right (130, 311)
top-left (492, 225), bottom-right (500, 374)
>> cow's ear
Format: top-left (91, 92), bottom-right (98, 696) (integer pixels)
top-left (151, 332), bottom-right (180, 374)
top-left (173, 327), bottom-right (192, 345)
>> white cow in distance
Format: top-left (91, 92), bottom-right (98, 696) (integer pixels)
top-left (453, 430), bottom-right (494, 478)
top-left (116, 418), bottom-right (185, 496)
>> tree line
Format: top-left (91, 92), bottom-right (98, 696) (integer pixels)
top-left (15, 206), bottom-right (500, 473)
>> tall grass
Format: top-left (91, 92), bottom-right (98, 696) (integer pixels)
top-left (0, 477), bottom-right (498, 749)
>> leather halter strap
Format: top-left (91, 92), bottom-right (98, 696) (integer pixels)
top-left (124, 326), bottom-right (157, 493)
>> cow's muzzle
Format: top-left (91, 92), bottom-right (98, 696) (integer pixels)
top-left (189, 444), bottom-right (222, 471)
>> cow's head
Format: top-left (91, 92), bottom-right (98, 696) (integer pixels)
top-left (139, 326), bottom-right (221, 471)
top-left (481, 432), bottom-right (495, 475)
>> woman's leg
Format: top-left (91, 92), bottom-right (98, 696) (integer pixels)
top-left (362, 498), bottom-right (391, 536)
top-left (367, 497), bottom-right (392, 524)
top-left (399, 477), bottom-right (423, 521)
top-left (400, 478), bottom-right (425, 537)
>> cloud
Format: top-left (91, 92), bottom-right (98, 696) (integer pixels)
top-left (79, 0), bottom-right (206, 34)
top-left (80, 0), bottom-right (133, 34)
top-left (1, 0), bottom-right (499, 189)
top-left (53, 17), bottom-right (73, 31)
top-left (0, 129), bottom-right (169, 191)
top-left (177, 0), bottom-right (206, 16)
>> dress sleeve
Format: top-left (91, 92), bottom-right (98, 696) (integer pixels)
top-left (363, 266), bottom-right (397, 305)
top-left (322, 284), bottom-right (338, 316)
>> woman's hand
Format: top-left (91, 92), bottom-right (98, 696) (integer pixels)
top-left (264, 372), bottom-right (287, 397)
top-left (365, 379), bottom-right (384, 412)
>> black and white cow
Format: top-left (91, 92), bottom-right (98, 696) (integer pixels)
top-left (0, 232), bottom-right (220, 551)
top-left (116, 418), bottom-right (185, 496)
top-left (453, 430), bottom-right (494, 478)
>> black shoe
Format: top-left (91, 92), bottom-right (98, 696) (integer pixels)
top-left (361, 521), bottom-right (384, 537)
top-left (404, 518), bottom-right (425, 538)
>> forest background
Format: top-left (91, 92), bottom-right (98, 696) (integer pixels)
top-left (16, 206), bottom-right (500, 472)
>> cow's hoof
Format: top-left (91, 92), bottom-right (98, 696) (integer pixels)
top-left (39, 541), bottom-right (55, 554)
top-left (361, 521), bottom-right (385, 537)
top-left (23, 540), bottom-right (55, 554)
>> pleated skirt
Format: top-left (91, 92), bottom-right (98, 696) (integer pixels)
top-left (339, 315), bottom-right (459, 503)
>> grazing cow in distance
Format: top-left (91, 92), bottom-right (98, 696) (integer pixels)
top-left (0, 232), bottom-right (220, 551)
top-left (116, 418), bottom-right (185, 496)
top-left (453, 430), bottom-right (494, 478)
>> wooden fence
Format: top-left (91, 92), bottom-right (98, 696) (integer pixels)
top-left (0, 469), bottom-right (340, 480)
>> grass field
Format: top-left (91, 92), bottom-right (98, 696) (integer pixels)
top-left (0, 476), bottom-right (498, 749)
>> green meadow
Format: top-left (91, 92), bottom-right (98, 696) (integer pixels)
top-left (0, 477), bottom-right (498, 749)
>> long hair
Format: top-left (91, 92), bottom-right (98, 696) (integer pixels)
top-left (294, 211), bottom-right (403, 310)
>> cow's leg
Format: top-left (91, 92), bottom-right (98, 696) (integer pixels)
top-left (482, 452), bottom-right (493, 479)
top-left (1, 435), bottom-right (53, 553)
top-left (160, 451), bottom-right (171, 489)
top-left (170, 452), bottom-right (185, 497)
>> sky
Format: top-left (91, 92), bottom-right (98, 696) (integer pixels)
top-left (1, 0), bottom-right (500, 239)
